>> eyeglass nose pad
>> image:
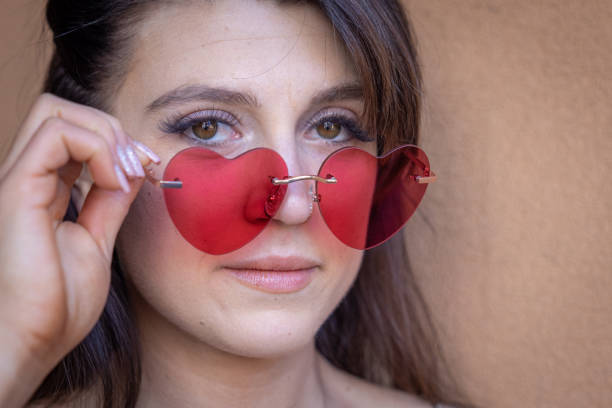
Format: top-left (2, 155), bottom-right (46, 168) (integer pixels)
top-left (268, 177), bottom-right (316, 224)
top-left (264, 181), bottom-right (286, 218)
top-left (306, 183), bottom-right (321, 216)
top-left (309, 183), bottom-right (322, 203)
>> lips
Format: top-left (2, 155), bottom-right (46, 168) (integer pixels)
top-left (221, 255), bottom-right (320, 293)
top-left (222, 255), bottom-right (320, 272)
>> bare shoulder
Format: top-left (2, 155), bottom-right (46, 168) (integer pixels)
top-left (317, 353), bottom-right (432, 408)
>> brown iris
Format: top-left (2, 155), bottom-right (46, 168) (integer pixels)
top-left (317, 120), bottom-right (341, 139)
top-left (192, 119), bottom-right (217, 140)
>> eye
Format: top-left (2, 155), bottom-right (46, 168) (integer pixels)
top-left (305, 110), bottom-right (373, 144)
top-left (159, 109), bottom-right (242, 146)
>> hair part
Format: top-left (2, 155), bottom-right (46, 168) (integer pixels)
top-left (33, 1), bottom-right (469, 407)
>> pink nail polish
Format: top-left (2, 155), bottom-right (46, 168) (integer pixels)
top-left (116, 144), bottom-right (136, 177)
top-left (126, 145), bottom-right (146, 177)
top-left (131, 140), bottom-right (161, 164)
top-left (114, 164), bottom-right (131, 193)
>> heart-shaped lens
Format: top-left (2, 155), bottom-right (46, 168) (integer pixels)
top-left (161, 145), bottom-right (433, 254)
top-left (316, 147), bottom-right (378, 249)
top-left (317, 145), bottom-right (431, 249)
top-left (162, 147), bottom-right (288, 254)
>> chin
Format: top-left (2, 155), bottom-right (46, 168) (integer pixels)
top-left (192, 306), bottom-right (325, 359)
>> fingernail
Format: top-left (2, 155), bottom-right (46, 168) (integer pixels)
top-left (131, 139), bottom-right (161, 164)
top-left (116, 144), bottom-right (136, 177)
top-left (114, 164), bottom-right (131, 193)
top-left (126, 144), bottom-right (145, 177)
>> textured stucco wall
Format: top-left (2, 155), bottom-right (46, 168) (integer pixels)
top-left (0, 2), bottom-right (50, 160)
top-left (402, 1), bottom-right (612, 407)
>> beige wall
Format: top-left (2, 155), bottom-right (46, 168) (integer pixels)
top-left (1, 2), bottom-right (610, 408)
top-left (402, 1), bottom-right (612, 407)
top-left (0, 2), bottom-right (51, 160)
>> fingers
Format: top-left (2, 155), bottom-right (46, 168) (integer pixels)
top-left (76, 176), bottom-right (145, 261)
top-left (50, 159), bottom-right (84, 222)
top-left (5, 117), bottom-right (130, 211)
top-left (0, 93), bottom-right (150, 181)
top-left (0, 92), bottom-right (162, 262)
top-left (130, 139), bottom-right (161, 165)
top-left (74, 140), bottom-right (161, 260)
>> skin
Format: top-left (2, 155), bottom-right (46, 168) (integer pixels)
top-left (71, 1), bottom-right (429, 407)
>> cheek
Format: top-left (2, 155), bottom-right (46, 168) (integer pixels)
top-left (115, 184), bottom-right (217, 319)
top-left (317, 243), bottom-right (364, 318)
top-left (114, 181), bottom-right (365, 357)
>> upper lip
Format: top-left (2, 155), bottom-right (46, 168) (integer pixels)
top-left (222, 255), bottom-right (320, 271)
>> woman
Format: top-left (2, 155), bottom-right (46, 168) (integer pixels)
top-left (0, 0), bottom-right (469, 406)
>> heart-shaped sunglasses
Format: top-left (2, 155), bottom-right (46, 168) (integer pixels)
top-left (146, 144), bottom-right (436, 255)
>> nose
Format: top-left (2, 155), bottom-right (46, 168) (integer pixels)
top-left (270, 175), bottom-right (315, 225)
top-left (269, 151), bottom-right (320, 225)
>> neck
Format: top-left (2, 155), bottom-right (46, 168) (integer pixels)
top-left (130, 287), bottom-right (329, 408)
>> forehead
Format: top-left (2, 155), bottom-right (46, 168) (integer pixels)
top-left (121, 0), bottom-right (357, 108)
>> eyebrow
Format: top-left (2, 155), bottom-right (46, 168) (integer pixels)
top-left (145, 82), bottom-right (363, 112)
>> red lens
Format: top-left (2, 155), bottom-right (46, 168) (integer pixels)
top-left (317, 145), bottom-right (431, 249)
top-left (162, 147), bottom-right (287, 254)
top-left (316, 147), bottom-right (378, 249)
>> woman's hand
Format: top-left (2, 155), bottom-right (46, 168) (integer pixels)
top-left (0, 93), bottom-right (159, 406)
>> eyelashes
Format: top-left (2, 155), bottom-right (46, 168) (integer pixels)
top-left (158, 107), bottom-right (374, 145)
top-left (303, 111), bottom-right (373, 142)
top-left (159, 108), bottom-right (239, 134)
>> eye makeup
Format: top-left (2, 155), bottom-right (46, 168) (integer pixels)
top-left (157, 106), bottom-right (375, 147)
top-left (303, 109), bottom-right (374, 143)
top-left (159, 108), bottom-right (240, 134)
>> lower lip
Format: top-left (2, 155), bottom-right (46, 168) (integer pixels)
top-left (224, 267), bottom-right (316, 293)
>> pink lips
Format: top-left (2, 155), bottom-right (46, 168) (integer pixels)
top-left (222, 256), bottom-right (318, 293)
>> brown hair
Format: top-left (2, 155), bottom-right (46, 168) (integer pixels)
top-left (33, 0), bottom-right (470, 407)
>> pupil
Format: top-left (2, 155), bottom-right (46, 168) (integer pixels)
top-left (192, 119), bottom-right (217, 140)
top-left (318, 120), bottom-right (341, 139)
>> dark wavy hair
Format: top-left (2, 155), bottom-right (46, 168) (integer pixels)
top-left (32, 1), bottom-right (470, 407)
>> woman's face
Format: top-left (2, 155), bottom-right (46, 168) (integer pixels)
top-left (112, 0), bottom-right (375, 357)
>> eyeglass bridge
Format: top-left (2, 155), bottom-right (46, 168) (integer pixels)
top-left (270, 175), bottom-right (337, 185)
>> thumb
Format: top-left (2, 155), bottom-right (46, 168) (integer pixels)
top-left (76, 176), bottom-right (145, 261)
